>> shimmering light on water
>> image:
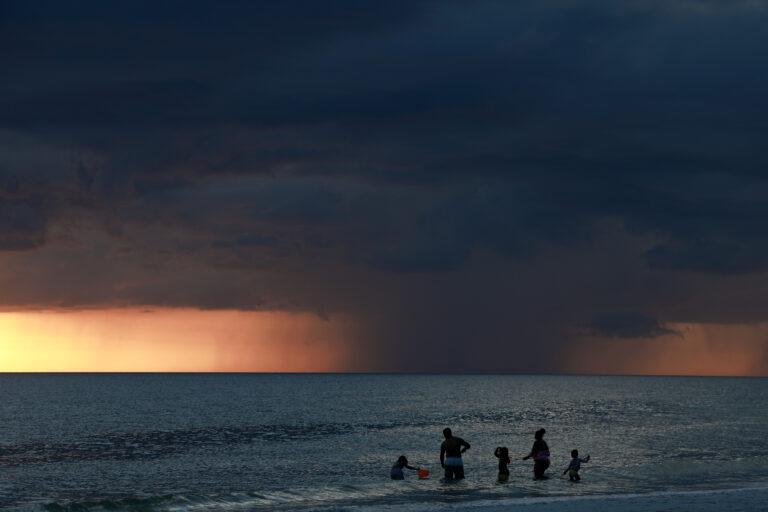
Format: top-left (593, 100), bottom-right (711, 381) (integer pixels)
top-left (1, 375), bottom-right (767, 510)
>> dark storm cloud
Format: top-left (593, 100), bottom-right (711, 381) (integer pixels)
top-left (0, 199), bottom-right (46, 250)
top-left (584, 311), bottom-right (679, 339)
top-left (3, 0), bottom-right (768, 370)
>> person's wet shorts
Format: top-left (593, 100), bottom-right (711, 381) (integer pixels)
top-left (444, 458), bottom-right (465, 480)
top-left (444, 464), bottom-right (465, 479)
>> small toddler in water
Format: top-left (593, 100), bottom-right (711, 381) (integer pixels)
top-left (390, 455), bottom-right (418, 480)
top-left (494, 447), bottom-right (511, 481)
top-left (563, 449), bottom-right (590, 481)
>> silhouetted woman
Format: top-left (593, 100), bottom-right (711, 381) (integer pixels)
top-left (522, 428), bottom-right (550, 479)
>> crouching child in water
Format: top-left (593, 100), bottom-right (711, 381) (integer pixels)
top-left (563, 449), bottom-right (590, 481)
top-left (391, 455), bottom-right (418, 480)
top-left (494, 447), bottom-right (511, 481)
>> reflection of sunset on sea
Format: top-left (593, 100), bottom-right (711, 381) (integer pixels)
top-left (6, 2), bottom-right (768, 510)
top-left (0, 309), bottom-right (354, 372)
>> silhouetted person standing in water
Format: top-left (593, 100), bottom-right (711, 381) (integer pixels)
top-left (440, 428), bottom-right (471, 480)
top-left (522, 428), bottom-right (550, 479)
top-left (494, 446), bottom-right (511, 481)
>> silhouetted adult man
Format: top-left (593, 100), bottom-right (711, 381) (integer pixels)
top-left (440, 427), bottom-right (470, 479)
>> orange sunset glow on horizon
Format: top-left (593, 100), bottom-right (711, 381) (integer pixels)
top-left (0, 308), bottom-right (355, 372)
top-left (2, 309), bottom-right (768, 375)
top-left (566, 322), bottom-right (768, 377)
top-left (7, 2), bottom-right (768, 507)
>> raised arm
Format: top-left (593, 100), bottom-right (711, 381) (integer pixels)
top-left (583, 455), bottom-right (591, 463)
top-left (522, 442), bottom-right (536, 460)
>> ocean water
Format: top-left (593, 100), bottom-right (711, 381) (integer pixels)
top-left (1, 374), bottom-right (767, 511)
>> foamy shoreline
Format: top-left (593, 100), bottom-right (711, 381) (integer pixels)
top-left (348, 486), bottom-right (768, 512)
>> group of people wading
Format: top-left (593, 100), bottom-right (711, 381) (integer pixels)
top-left (392, 427), bottom-right (589, 482)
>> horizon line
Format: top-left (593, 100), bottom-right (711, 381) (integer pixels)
top-left (0, 371), bottom-right (766, 378)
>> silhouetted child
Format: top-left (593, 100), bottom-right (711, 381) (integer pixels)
top-left (494, 447), bottom-right (511, 481)
top-left (391, 455), bottom-right (418, 480)
top-left (563, 449), bottom-right (590, 481)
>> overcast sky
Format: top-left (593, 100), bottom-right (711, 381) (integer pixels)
top-left (3, 1), bottom-right (768, 372)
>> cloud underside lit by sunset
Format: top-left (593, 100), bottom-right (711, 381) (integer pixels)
top-left (3, 1), bottom-right (768, 374)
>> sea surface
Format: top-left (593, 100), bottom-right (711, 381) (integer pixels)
top-left (1, 374), bottom-right (767, 511)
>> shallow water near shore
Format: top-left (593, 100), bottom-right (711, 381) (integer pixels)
top-left (1, 374), bottom-right (767, 511)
